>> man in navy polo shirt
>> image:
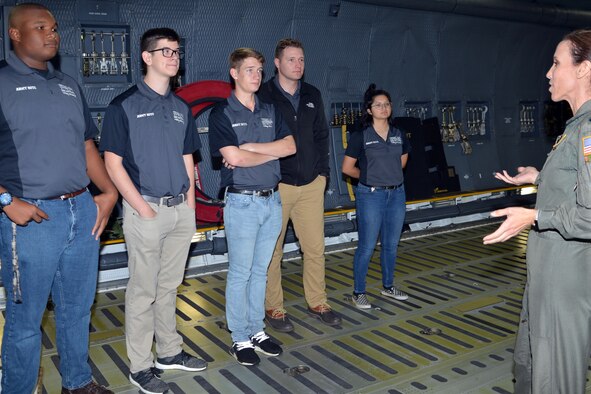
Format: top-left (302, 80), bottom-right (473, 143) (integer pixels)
top-left (208, 48), bottom-right (296, 366)
top-left (0, 3), bottom-right (118, 393)
top-left (100, 28), bottom-right (205, 394)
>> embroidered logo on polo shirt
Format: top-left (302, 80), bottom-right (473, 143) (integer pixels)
top-left (232, 122), bottom-right (247, 128)
top-left (389, 136), bottom-right (402, 144)
top-left (137, 112), bottom-right (155, 118)
top-left (58, 84), bottom-right (77, 98)
top-left (173, 111), bottom-right (184, 124)
top-left (306, 102), bottom-right (315, 108)
top-left (15, 85), bottom-right (37, 91)
top-left (261, 118), bottom-right (273, 128)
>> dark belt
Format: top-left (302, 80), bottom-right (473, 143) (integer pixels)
top-left (49, 187), bottom-right (87, 200)
top-left (227, 186), bottom-right (278, 197)
top-left (142, 193), bottom-right (187, 207)
top-left (361, 183), bottom-right (402, 192)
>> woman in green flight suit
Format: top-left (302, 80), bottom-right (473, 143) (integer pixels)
top-left (484, 30), bottom-right (591, 393)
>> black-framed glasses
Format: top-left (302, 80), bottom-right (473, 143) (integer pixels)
top-left (148, 47), bottom-right (184, 59)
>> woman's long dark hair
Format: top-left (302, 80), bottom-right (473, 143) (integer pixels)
top-left (361, 83), bottom-right (393, 128)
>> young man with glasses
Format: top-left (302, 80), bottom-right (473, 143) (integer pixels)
top-left (258, 39), bottom-right (341, 332)
top-left (100, 28), bottom-right (206, 394)
top-left (208, 48), bottom-right (296, 366)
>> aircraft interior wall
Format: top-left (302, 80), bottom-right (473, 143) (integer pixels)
top-left (0, 0), bottom-right (580, 209)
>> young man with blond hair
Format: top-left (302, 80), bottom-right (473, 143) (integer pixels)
top-left (209, 48), bottom-right (296, 365)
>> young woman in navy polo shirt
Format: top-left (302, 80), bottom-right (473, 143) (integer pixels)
top-left (342, 84), bottom-right (410, 309)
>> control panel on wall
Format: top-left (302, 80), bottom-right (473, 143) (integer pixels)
top-left (80, 24), bottom-right (131, 84)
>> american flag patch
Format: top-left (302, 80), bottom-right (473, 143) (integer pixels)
top-left (584, 136), bottom-right (591, 162)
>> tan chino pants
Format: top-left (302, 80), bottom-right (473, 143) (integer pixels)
top-left (123, 199), bottom-right (195, 373)
top-left (265, 175), bottom-right (327, 310)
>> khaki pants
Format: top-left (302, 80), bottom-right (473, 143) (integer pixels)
top-left (122, 200), bottom-right (196, 373)
top-left (265, 175), bottom-right (327, 310)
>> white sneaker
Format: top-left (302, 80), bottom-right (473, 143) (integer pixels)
top-left (381, 287), bottom-right (409, 301)
top-left (352, 293), bottom-right (372, 309)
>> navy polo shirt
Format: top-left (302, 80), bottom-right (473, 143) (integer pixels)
top-left (208, 93), bottom-right (292, 190)
top-left (0, 53), bottom-right (97, 199)
top-left (100, 79), bottom-right (201, 197)
top-left (345, 125), bottom-right (410, 187)
top-left (273, 77), bottom-right (300, 112)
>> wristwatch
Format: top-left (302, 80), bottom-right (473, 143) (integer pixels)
top-left (0, 192), bottom-right (13, 209)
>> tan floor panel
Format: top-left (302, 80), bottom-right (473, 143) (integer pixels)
top-left (4, 223), bottom-right (591, 393)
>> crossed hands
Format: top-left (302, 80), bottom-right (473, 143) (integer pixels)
top-left (222, 158), bottom-right (236, 169)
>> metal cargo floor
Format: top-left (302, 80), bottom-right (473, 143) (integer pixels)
top-left (3, 222), bottom-right (590, 393)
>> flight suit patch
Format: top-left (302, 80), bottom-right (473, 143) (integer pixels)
top-left (583, 136), bottom-right (591, 162)
top-left (552, 134), bottom-right (566, 150)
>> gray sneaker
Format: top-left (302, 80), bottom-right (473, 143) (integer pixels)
top-left (352, 293), bottom-right (372, 309)
top-left (381, 286), bottom-right (409, 301)
top-left (155, 350), bottom-right (207, 372)
top-left (129, 368), bottom-right (169, 394)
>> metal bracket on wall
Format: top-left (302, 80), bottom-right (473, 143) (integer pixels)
top-left (465, 101), bottom-right (490, 140)
top-left (439, 102), bottom-right (472, 155)
top-left (519, 101), bottom-right (538, 137)
top-left (404, 101), bottom-right (431, 121)
top-left (80, 24), bottom-right (131, 84)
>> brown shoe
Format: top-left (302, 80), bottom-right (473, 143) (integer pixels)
top-left (61, 381), bottom-right (114, 394)
top-left (265, 308), bottom-right (295, 332)
top-left (308, 304), bottom-right (342, 326)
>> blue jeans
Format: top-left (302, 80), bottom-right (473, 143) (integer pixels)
top-left (353, 184), bottom-right (406, 294)
top-left (0, 191), bottom-right (98, 393)
top-left (224, 191), bottom-right (282, 343)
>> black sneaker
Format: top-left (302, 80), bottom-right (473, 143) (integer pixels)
top-left (129, 367), bottom-right (169, 394)
top-left (230, 341), bottom-right (260, 366)
top-left (155, 350), bottom-right (207, 372)
top-left (251, 331), bottom-right (283, 356)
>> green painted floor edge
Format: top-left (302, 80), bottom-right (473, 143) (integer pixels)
top-left (4, 222), bottom-right (591, 393)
